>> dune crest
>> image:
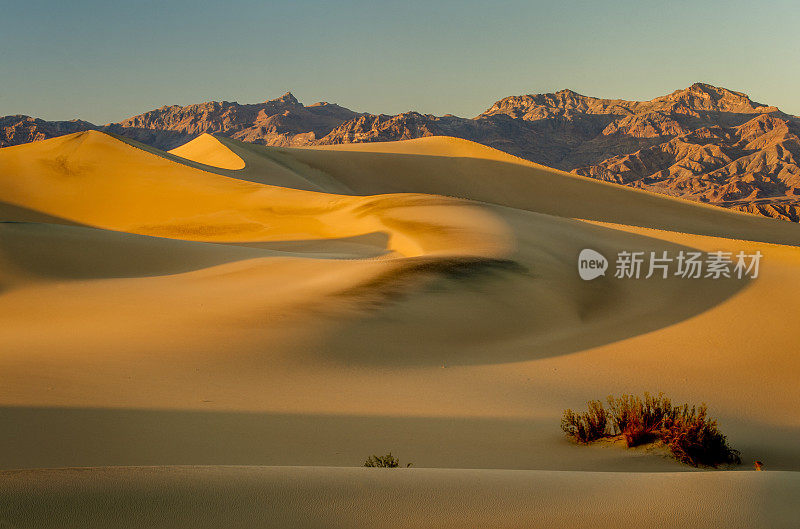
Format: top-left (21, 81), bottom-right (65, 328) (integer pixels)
top-left (0, 131), bottom-right (511, 260)
top-left (168, 133), bottom-right (246, 170)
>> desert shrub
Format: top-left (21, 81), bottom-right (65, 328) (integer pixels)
top-left (364, 452), bottom-right (412, 468)
top-left (562, 393), bottom-right (740, 468)
top-left (561, 400), bottom-right (608, 443)
top-left (607, 392), bottom-right (677, 447)
top-left (661, 404), bottom-right (741, 467)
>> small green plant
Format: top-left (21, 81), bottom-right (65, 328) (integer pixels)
top-left (363, 452), bottom-right (412, 468)
top-left (561, 393), bottom-right (740, 468)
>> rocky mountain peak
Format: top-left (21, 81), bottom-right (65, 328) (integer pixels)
top-left (552, 88), bottom-right (591, 102)
top-left (269, 91), bottom-right (301, 106)
top-left (657, 83), bottom-right (773, 113)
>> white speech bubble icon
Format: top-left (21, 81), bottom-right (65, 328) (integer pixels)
top-left (578, 249), bottom-right (608, 280)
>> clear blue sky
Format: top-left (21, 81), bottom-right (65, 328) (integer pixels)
top-left (2, 0), bottom-right (798, 124)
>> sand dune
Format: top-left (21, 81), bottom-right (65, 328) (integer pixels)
top-left (279, 136), bottom-right (800, 246)
top-left (168, 133), bottom-right (246, 170)
top-left (0, 131), bottom-right (798, 527)
top-left (2, 466), bottom-right (798, 529)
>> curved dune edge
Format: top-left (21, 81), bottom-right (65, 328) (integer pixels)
top-left (270, 135), bottom-right (800, 247)
top-left (168, 133), bottom-right (246, 170)
top-left (309, 134), bottom-right (794, 222)
top-left (299, 135), bottom-right (775, 210)
top-left (0, 466), bottom-right (797, 529)
top-left (0, 131), bottom-right (512, 259)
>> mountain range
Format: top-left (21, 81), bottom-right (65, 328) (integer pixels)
top-left (3, 83), bottom-right (799, 221)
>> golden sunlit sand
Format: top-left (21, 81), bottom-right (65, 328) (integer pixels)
top-left (168, 133), bottom-right (246, 170)
top-left (1, 131), bottom-right (798, 527)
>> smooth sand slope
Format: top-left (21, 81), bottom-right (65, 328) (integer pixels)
top-left (1, 132), bottom-right (799, 527)
top-left (168, 133), bottom-right (246, 170)
top-left (2, 467), bottom-right (798, 529)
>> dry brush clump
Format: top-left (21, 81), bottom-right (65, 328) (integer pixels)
top-left (606, 393), bottom-right (678, 447)
top-left (561, 392), bottom-right (741, 467)
top-left (363, 452), bottom-right (412, 468)
top-left (560, 400), bottom-right (608, 444)
top-left (661, 404), bottom-right (741, 467)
